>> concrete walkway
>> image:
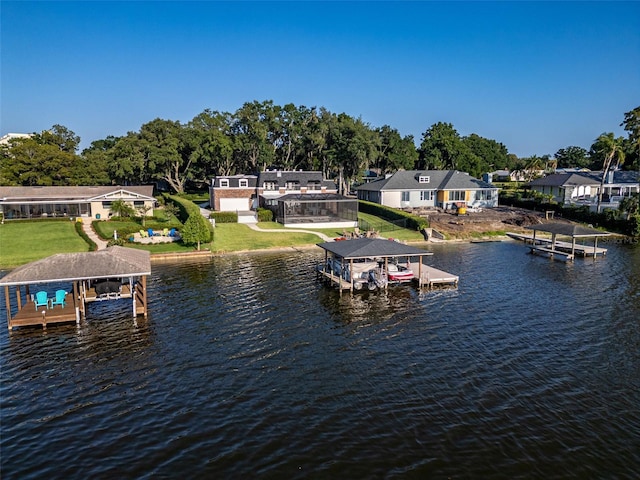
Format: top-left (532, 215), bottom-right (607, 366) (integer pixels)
top-left (81, 219), bottom-right (109, 250)
top-left (246, 223), bottom-right (334, 242)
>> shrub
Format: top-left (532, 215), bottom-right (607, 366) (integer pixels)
top-left (358, 200), bottom-right (428, 230)
top-left (210, 211), bottom-right (238, 223)
top-left (257, 208), bottom-right (273, 222)
top-left (75, 220), bottom-right (97, 251)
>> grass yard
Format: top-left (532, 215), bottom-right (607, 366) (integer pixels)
top-left (210, 224), bottom-right (321, 252)
top-left (0, 221), bottom-right (90, 268)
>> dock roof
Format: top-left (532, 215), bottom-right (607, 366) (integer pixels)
top-left (0, 246), bottom-right (151, 286)
top-left (317, 238), bottom-right (433, 259)
top-left (526, 222), bottom-right (612, 238)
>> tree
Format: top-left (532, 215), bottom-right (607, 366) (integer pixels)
top-left (621, 106), bottom-right (640, 172)
top-left (418, 123), bottom-right (481, 176)
top-left (140, 118), bottom-right (190, 193)
top-left (0, 135), bottom-right (83, 186)
top-left (180, 213), bottom-right (212, 250)
top-left (110, 199), bottom-right (135, 218)
top-left (374, 125), bottom-right (418, 174)
top-left (462, 133), bottom-right (510, 175)
top-left (35, 124), bottom-right (81, 153)
top-left (592, 133), bottom-right (626, 213)
top-left (554, 146), bottom-right (589, 169)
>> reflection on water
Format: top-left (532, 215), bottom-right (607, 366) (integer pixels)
top-left (1, 242), bottom-right (639, 479)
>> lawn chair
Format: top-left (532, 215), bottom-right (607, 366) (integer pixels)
top-left (140, 229), bottom-right (148, 238)
top-left (51, 290), bottom-right (66, 308)
top-left (168, 228), bottom-right (176, 237)
top-left (147, 228), bottom-right (155, 237)
top-left (34, 291), bottom-right (49, 310)
top-left (162, 228), bottom-right (169, 236)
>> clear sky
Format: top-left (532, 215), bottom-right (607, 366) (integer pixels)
top-left (2, 1), bottom-right (639, 158)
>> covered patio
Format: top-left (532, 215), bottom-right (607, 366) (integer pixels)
top-left (1, 246), bottom-right (151, 330)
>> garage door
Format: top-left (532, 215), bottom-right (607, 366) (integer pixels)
top-left (220, 198), bottom-right (249, 211)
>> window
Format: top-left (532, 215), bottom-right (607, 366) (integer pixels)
top-left (308, 181), bottom-right (321, 190)
top-left (219, 179), bottom-right (229, 187)
top-left (476, 190), bottom-right (493, 201)
top-left (448, 191), bottom-right (465, 201)
top-left (239, 179), bottom-right (248, 188)
top-left (401, 191), bottom-right (410, 202)
top-left (134, 201), bottom-right (144, 207)
top-left (419, 175), bottom-right (430, 184)
top-left (420, 190), bottom-right (433, 201)
top-left (285, 181), bottom-right (300, 190)
top-left (264, 181), bottom-right (277, 191)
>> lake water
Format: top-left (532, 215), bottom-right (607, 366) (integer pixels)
top-left (1, 240), bottom-right (639, 479)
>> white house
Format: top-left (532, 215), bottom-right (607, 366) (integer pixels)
top-left (356, 170), bottom-right (499, 211)
top-left (0, 185), bottom-right (156, 220)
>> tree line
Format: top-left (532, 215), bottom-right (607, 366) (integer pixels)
top-left (2, 101), bottom-right (638, 193)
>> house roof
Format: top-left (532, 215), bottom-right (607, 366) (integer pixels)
top-left (0, 246), bottom-right (151, 286)
top-left (528, 173), bottom-right (595, 187)
top-left (212, 175), bottom-right (258, 188)
top-left (316, 238), bottom-right (433, 259)
top-left (529, 171), bottom-right (639, 187)
top-left (525, 222), bottom-right (611, 238)
top-left (355, 170), bottom-right (496, 192)
top-left (257, 170), bottom-right (336, 189)
top-left (277, 193), bottom-right (354, 202)
top-left (0, 185), bottom-right (155, 202)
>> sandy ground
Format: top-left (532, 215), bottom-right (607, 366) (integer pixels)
top-left (418, 206), bottom-right (568, 240)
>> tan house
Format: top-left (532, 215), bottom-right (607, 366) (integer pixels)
top-left (0, 185), bottom-right (156, 221)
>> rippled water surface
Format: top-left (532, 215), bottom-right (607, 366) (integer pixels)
top-left (2, 241), bottom-right (639, 478)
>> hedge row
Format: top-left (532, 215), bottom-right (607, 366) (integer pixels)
top-left (358, 200), bottom-right (429, 231)
top-left (165, 194), bottom-right (215, 239)
top-left (75, 220), bottom-right (97, 251)
top-left (210, 211), bottom-right (238, 223)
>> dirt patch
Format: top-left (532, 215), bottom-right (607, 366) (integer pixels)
top-left (416, 206), bottom-right (570, 240)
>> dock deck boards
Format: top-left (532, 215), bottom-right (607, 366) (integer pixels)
top-left (506, 232), bottom-right (607, 257)
top-left (9, 293), bottom-right (78, 329)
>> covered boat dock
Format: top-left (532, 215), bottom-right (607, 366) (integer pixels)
top-left (507, 222), bottom-right (611, 262)
top-left (1, 246), bottom-right (151, 330)
top-left (316, 238), bottom-right (458, 293)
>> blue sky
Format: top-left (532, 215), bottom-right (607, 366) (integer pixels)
top-left (2, 1), bottom-right (639, 157)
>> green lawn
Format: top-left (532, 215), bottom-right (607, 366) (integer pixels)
top-left (0, 214), bottom-right (426, 268)
top-left (0, 221), bottom-right (90, 268)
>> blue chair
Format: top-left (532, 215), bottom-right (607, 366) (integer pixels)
top-left (51, 289), bottom-right (66, 308)
top-left (34, 291), bottom-right (49, 310)
top-left (147, 228), bottom-right (155, 237)
top-left (169, 228), bottom-right (176, 237)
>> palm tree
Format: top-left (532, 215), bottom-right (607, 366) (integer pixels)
top-left (594, 133), bottom-right (626, 213)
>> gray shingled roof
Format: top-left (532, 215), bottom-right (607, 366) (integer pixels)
top-left (212, 175), bottom-right (258, 188)
top-left (258, 170), bottom-right (325, 185)
top-left (529, 171), bottom-right (639, 187)
top-left (0, 246), bottom-right (151, 286)
top-left (0, 185), bottom-right (155, 201)
top-left (355, 170), bottom-right (495, 192)
top-left (317, 238), bottom-right (432, 259)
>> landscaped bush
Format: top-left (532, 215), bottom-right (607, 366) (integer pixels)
top-left (210, 211), bottom-right (238, 223)
top-left (358, 200), bottom-right (428, 231)
top-left (75, 220), bottom-right (97, 251)
top-left (257, 208), bottom-right (273, 222)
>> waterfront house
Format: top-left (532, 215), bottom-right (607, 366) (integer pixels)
top-left (528, 171), bottom-right (639, 211)
top-left (209, 170), bottom-right (354, 227)
top-left (0, 185), bottom-right (156, 221)
top-left (355, 170), bottom-right (498, 211)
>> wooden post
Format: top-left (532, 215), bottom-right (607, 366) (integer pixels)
top-left (16, 285), bottom-right (23, 311)
top-left (349, 259), bottom-right (354, 293)
top-left (142, 275), bottom-right (148, 318)
top-left (73, 281), bottom-right (80, 325)
top-left (5, 286), bottom-right (12, 330)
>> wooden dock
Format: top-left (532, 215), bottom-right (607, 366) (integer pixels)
top-left (410, 263), bottom-right (459, 288)
top-left (506, 232), bottom-right (608, 258)
top-left (8, 293), bottom-right (79, 329)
